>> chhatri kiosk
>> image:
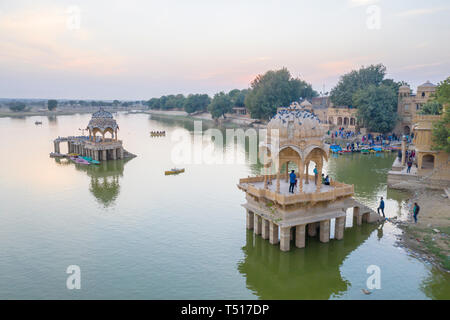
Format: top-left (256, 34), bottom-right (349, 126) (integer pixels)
top-left (52, 108), bottom-right (134, 161)
top-left (238, 103), bottom-right (378, 252)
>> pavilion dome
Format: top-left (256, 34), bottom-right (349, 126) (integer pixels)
top-left (267, 105), bottom-right (325, 140)
top-left (87, 108), bottom-right (119, 132)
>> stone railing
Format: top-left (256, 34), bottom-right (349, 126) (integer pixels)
top-left (238, 175), bottom-right (354, 205)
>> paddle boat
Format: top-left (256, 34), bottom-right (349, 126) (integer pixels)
top-left (69, 156), bottom-right (90, 165)
top-left (150, 131), bottom-right (166, 137)
top-left (165, 168), bottom-right (185, 175)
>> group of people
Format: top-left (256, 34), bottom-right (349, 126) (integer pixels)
top-left (377, 196), bottom-right (420, 223)
top-left (398, 149), bottom-right (417, 173)
top-left (288, 166), bottom-right (329, 194)
top-left (330, 128), bottom-right (358, 140)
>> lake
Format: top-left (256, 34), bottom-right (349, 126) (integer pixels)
top-left (0, 112), bottom-right (449, 299)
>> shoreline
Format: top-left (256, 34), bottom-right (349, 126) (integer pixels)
top-left (0, 106), bottom-right (146, 118)
top-left (390, 188), bottom-right (450, 272)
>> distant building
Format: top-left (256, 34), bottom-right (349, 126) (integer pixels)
top-left (396, 81), bottom-right (436, 135)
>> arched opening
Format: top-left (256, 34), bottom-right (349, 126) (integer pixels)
top-left (422, 154), bottom-right (435, 169)
top-left (328, 117), bottom-right (334, 125)
top-left (403, 126), bottom-right (410, 135)
top-left (103, 128), bottom-right (115, 140)
top-left (337, 117), bottom-right (343, 125)
top-left (344, 117), bottom-right (349, 126)
top-left (350, 118), bottom-right (355, 126)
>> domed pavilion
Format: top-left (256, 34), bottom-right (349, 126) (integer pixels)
top-left (238, 102), bottom-right (379, 252)
top-left (52, 108), bottom-right (135, 161)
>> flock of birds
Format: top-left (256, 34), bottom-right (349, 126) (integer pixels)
top-left (271, 106), bottom-right (322, 130)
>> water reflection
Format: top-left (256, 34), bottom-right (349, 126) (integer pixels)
top-left (54, 158), bottom-right (130, 207)
top-left (238, 223), bottom-right (377, 300)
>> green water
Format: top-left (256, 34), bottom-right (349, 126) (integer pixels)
top-left (0, 113), bottom-right (449, 299)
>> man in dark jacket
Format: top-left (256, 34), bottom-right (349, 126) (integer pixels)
top-left (377, 197), bottom-right (385, 217)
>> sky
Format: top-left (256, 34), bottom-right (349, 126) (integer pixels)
top-left (0, 0), bottom-right (449, 100)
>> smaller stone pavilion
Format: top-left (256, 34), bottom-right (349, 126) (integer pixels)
top-left (238, 102), bottom-right (378, 252)
top-left (52, 108), bottom-right (134, 161)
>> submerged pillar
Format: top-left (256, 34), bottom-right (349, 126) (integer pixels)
top-left (119, 147), bottom-right (124, 159)
top-left (280, 227), bottom-right (290, 252)
top-left (112, 148), bottom-right (117, 160)
top-left (295, 224), bottom-right (306, 248)
top-left (269, 221), bottom-right (279, 245)
top-left (319, 220), bottom-right (330, 243)
top-left (261, 218), bottom-right (269, 240)
top-left (246, 210), bottom-right (254, 230)
top-left (254, 214), bottom-right (262, 235)
top-left (308, 223), bottom-right (317, 237)
top-left (335, 216), bottom-right (345, 240)
top-left (354, 207), bottom-right (362, 226)
top-left (102, 150), bottom-right (107, 161)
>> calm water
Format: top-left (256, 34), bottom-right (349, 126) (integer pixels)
top-left (0, 113), bottom-right (449, 300)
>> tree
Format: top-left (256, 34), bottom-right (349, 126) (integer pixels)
top-left (184, 94), bottom-right (211, 114)
top-left (48, 99), bottom-right (58, 111)
top-left (228, 89), bottom-right (248, 108)
top-left (113, 100), bottom-right (121, 106)
top-left (432, 107), bottom-right (450, 153)
top-left (8, 102), bottom-right (26, 112)
top-left (330, 64), bottom-right (387, 106)
top-left (208, 92), bottom-right (233, 119)
top-left (419, 100), bottom-right (442, 115)
top-left (245, 68), bottom-right (317, 120)
top-left (431, 77), bottom-right (450, 152)
top-left (353, 84), bottom-right (398, 133)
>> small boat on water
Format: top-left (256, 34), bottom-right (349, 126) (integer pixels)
top-left (80, 156), bottom-right (100, 165)
top-left (69, 156), bottom-right (90, 165)
top-left (151, 131), bottom-right (166, 137)
top-left (165, 168), bottom-right (185, 175)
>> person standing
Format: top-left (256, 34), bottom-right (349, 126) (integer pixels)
top-left (377, 197), bottom-right (385, 217)
top-left (413, 203), bottom-right (420, 223)
top-left (314, 166), bottom-right (318, 185)
top-left (407, 159), bottom-right (412, 173)
top-left (289, 170), bottom-right (296, 194)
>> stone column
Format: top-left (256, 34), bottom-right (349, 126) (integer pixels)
top-left (335, 216), bottom-right (345, 240)
top-left (246, 210), bottom-right (254, 230)
top-left (261, 219), bottom-right (269, 240)
top-left (119, 147), bottom-right (124, 159)
top-left (305, 162), bottom-right (309, 184)
top-left (280, 227), bottom-right (290, 251)
top-left (308, 223), bottom-right (317, 237)
top-left (298, 163), bottom-right (304, 193)
top-left (112, 148), bottom-right (117, 160)
top-left (295, 224), bottom-right (306, 248)
top-left (94, 150), bottom-right (99, 161)
top-left (320, 220), bottom-right (330, 243)
top-left (67, 141), bottom-right (71, 153)
top-left (276, 171), bottom-right (280, 193)
top-left (285, 163), bottom-right (289, 182)
top-left (254, 214), bottom-right (262, 235)
top-left (354, 207), bottom-right (362, 226)
top-left (269, 221), bottom-right (279, 245)
top-left (102, 150), bottom-right (107, 161)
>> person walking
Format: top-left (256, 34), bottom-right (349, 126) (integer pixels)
top-left (413, 203), bottom-right (420, 224)
top-left (377, 197), bottom-right (385, 217)
top-left (289, 170), bottom-right (296, 194)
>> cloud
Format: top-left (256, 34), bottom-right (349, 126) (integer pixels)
top-left (396, 6), bottom-right (450, 17)
top-left (0, 6), bottom-right (126, 76)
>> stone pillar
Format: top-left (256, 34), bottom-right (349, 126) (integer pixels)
top-left (335, 217), bottom-right (345, 240)
top-left (285, 163), bottom-right (289, 182)
top-left (276, 172), bottom-right (280, 193)
top-left (112, 148), bottom-right (117, 160)
top-left (305, 162), bottom-right (309, 184)
top-left (308, 223), bottom-right (317, 237)
top-left (246, 210), bottom-right (254, 230)
top-left (320, 220), bottom-right (330, 243)
top-left (94, 150), bottom-right (99, 161)
top-left (67, 141), bottom-right (71, 153)
top-left (280, 227), bottom-right (290, 252)
top-left (261, 219), bottom-right (269, 240)
top-left (102, 150), bottom-right (107, 161)
top-left (295, 224), bottom-right (306, 248)
top-left (119, 147), bottom-right (124, 159)
top-left (269, 221), bottom-right (279, 245)
top-left (298, 163), bottom-right (304, 192)
top-left (254, 214), bottom-right (262, 235)
top-left (354, 207), bottom-right (362, 226)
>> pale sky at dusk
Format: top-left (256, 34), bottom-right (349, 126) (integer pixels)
top-left (0, 0), bottom-right (449, 100)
